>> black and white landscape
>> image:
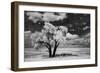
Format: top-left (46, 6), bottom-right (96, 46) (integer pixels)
top-left (24, 11), bottom-right (90, 62)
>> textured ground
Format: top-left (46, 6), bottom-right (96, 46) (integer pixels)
top-left (24, 47), bottom-right (90, 62)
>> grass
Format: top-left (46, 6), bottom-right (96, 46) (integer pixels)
top-left (24, 47), bottom-right (90, 62)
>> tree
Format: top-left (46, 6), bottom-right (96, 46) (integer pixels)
top-left (31, 22), bottom-right (68, 57)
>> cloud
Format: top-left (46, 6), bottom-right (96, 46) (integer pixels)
top-left (26, 12), bottom-right (42, 23)
top-left (42, 12), bottom-right (67, 22)
top-left (57, 13), bottom-right (67, 20)
top-left (26, 12), bottom-right (67, 23)
top-left (66, 33), bottom-right (79, 39)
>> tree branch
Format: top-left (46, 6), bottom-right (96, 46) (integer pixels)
top-left (44, 42), bottom-right (51, 48)
top-left (37, 40), bottom-right (51, 48)
top-left (54, 39), bottom-right (59, 47)
top-left (57, 42), bottom-right (59, 47)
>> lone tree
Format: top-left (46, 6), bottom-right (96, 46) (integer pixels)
top-left (31, 22), bottom-right (68, 57)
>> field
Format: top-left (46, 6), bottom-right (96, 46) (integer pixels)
top-left (24, 32), bottom-right (90, 62)
top-left (24, 47), bottom-right (90, 62)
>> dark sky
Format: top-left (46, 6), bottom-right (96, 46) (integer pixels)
top-left (24, 11), bottom-right (90, 36)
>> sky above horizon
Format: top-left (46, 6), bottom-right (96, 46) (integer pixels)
top-left (24, 11), bottom-right (90, 36)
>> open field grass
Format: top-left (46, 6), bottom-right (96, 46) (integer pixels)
top-left (24, 47), bottom-right (90, 62)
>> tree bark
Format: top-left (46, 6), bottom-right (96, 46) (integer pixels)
top-left (52, 40), bottom-right (59, 57)
top-left (52, 46), bottom-right (57, 57)
top-left (43, 41), bottom-right (59, 57)
top-left (44, 42), bottom-right (52, 57)
top-left (48, 47), bottom-right (52, 57)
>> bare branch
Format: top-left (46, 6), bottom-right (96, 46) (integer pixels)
top-left (44, 42), bottom-right (51, 48)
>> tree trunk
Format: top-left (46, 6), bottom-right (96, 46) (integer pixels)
top-left (44, 41), bottom-right (59, 57)
top-left (44, 42), bottom-right (52, 57)
top-left (48, 47), bottom-right (52, 57)
top-left (52, 40), bottom-right (59, 57)
top-left (52, 45), bottom-right (58, 57)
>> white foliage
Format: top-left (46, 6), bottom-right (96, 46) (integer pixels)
top-left (59, 26), bottom-right (68, 33)
top-left (30, 22), bottom-right (80, 49)
top-left (54, 30), bottom-right (63, 40)
top-left (44, 22), bottom-right (57, 33)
